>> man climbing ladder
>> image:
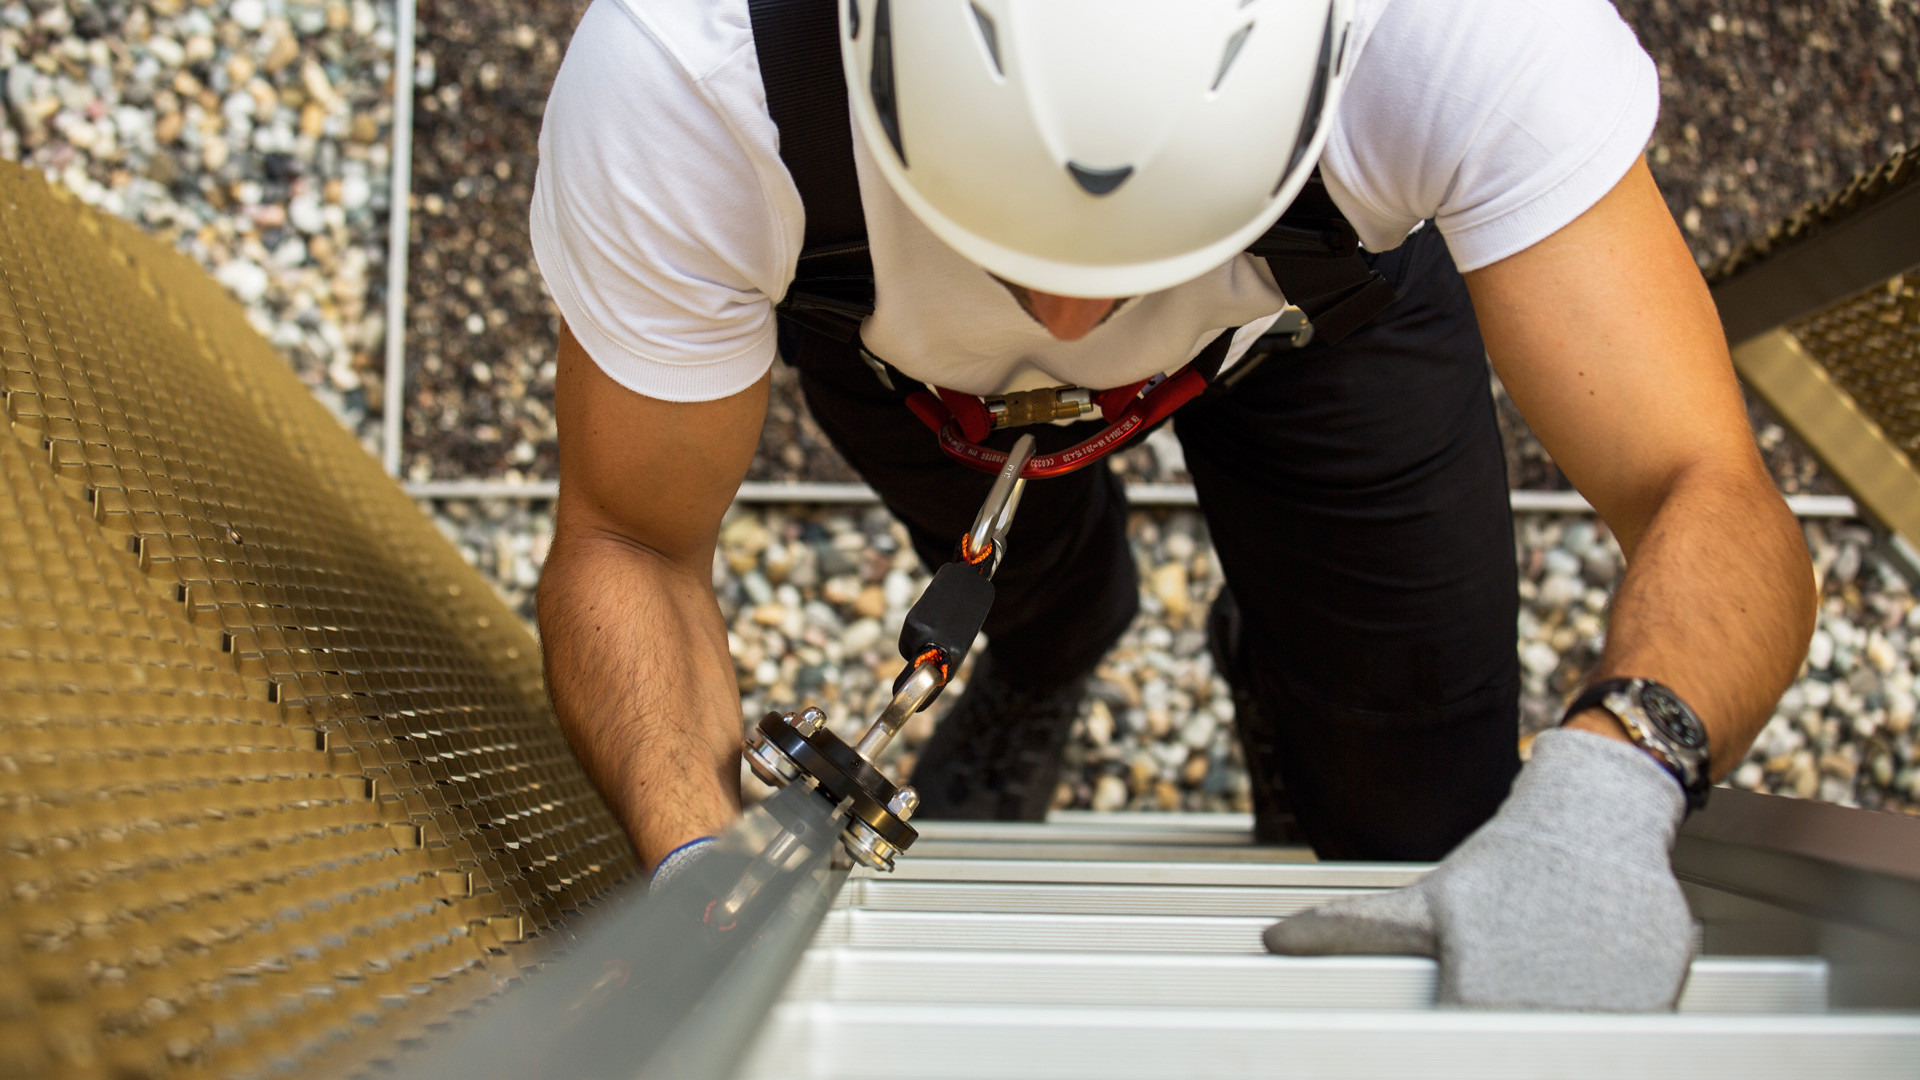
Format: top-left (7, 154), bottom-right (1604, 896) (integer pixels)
top-left (528, 0), bottom-right (1815, 1009)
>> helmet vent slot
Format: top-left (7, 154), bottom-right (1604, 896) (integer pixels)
top-left (1274, 9), bottom-right (1333, 194)
top-left (870, 0), bottom-right (906, 165)
top-left (969, 3), bottom-right (1003, 77)
top-left (1212, 23), bottom-right (1254, 92)
top-left (1067, 162), bottom-right (1134, 197)
top-left (847, 0), bottom-right (860, 39)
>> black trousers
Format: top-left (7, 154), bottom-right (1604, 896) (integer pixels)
top-left (784, 226), bottom-right (1521, 861)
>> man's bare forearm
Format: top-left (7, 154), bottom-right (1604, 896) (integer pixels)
top-left (538, 525), bottom-right (741, 867)
top-left (1567, 461), bottom-right (1816, 776)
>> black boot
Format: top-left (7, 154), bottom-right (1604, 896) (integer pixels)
top-left (908, 652), bottom-right (1088, 821)
top-left (1206, 586), bottom-right (1307, 845)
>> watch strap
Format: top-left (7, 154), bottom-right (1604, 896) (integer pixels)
top-left (1563, 678), bottom-right (1712, 812)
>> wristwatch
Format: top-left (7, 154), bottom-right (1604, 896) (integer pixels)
top-left (1562, 678), bottom-right (1713, 812)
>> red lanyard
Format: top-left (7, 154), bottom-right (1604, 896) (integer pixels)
top-left (902, 357), bottom-right (1211, 480)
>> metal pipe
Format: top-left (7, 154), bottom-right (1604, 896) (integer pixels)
top-left (380, 0), bottom-right (417, 478)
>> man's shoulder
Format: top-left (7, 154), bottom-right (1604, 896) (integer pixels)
top-left (588, 0), bottom-right (758, 88)
top-left (1353, 0), bottom-right (1639, 77)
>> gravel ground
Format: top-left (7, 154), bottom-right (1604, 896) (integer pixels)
top-left (429, 499), bottom-right (1920, 815)
top-left (2, 0), bottom-right (400, 450)
top-left (399, 0), bottom-right (571, 482)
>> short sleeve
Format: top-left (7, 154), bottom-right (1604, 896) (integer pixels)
top-left (528, 0), bottom-right (804, 402)
top-left (1321, 0), bottom-right (1660, 273)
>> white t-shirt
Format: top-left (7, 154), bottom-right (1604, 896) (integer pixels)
top-left (529, 0), bottom-right (1658, 402)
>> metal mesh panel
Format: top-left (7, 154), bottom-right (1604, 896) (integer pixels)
top-left (0, 164), bottom-right (638, 1079)
top-left (1787, 276), bottom-right (1920, 463)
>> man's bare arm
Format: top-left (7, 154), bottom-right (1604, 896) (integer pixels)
top-left (1466, 157), bottom-right (1816, 774)
top-left (538, 323), bottom-right (767, 867)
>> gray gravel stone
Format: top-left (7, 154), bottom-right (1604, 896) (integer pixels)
top-left (424, 498), bottom-right (1920, 819)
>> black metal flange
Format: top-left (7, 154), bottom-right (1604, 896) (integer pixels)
top-left (754, 712), bottom-right (919, 853)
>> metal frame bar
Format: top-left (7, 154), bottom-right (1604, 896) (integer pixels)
top-left (1675, 788), bottom-right (1920, 1009)
top-left (399, 476), bottom-right (1863, 518)
top-left (381, 0), bottom-right (417, 478)
top-left (1710, 176), bottom-right (1920, 344)
top-left (1732, 329), bottom-right (1920, 544)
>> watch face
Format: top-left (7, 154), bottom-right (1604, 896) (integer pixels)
top-left (1641, 684), bottom-right (1707, 751)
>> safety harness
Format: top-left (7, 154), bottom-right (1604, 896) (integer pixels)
top-left (747, 0), bottom-right (1398, 479)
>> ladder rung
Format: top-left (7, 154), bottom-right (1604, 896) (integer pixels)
top-left (742, 1002), bottom-right (1920, 1080)
top-left (787, 948), bottom-right (1828, 1014)
top-left (839, 879), bottom-right (1377, 918)
top-left (867, 858), bottom-right (1430, 888)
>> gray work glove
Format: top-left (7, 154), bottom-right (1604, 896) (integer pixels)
top-left (1264, 728), bottom-right (1693, 1010)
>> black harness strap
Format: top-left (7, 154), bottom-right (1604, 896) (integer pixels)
top-left (1246, 176), bottom-right (1399, 348)
top-left (745, 0), bottom-right (1395, 357)
top-left (749, 0), bottom-right (872, 343)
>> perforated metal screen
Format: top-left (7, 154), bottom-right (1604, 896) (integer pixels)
top-left (1788, 276), bottom-right (1920, 461)
top-left (0, 163), bottom-right (637, 1079)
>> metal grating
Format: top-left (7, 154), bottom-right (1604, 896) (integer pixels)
top-left (0, 162), bottom-right (637, 1080)
top-left (1787, 275), bottom-right (1920, 462)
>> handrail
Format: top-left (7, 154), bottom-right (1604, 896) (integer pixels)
top-left (385, 784), bottom-right (849, 1080)
top-left (1674, 789), bottom-right (1920, 1009)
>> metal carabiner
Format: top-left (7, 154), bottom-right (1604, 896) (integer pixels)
top-left (962, 433), bottom-right (1035, 577)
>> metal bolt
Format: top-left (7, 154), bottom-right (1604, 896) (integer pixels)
top-left (790, 706), bottom-right (827, 736)
top-left (886, 786), bottom-right (919, 821)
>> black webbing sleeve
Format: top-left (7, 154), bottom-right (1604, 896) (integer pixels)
top-left (1188, 326), bottom-right (1241, 384)
top-left (747, 0), bottom-right (865, 254)
top-left (1245, 174), bottom-right (1396, 348)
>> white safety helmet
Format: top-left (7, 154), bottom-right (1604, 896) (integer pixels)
top-left (841, 0), bottom-right (1356, 298)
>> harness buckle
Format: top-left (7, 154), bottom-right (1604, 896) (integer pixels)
top-left (983, 386), bottom-right (1096, 430)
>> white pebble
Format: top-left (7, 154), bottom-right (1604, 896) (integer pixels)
top-left (1179, 712), bottom-right (1216, 750)
top-left (882, 569), bottom-right (915, 611)
top-left (230, 0), bottom-right (267, 29)
top-left (1543, 548), bottom-right (1581, 579)
top-left (339, 174), bottom-right (372, 210)
top-left (1537, 573), bottom-right (1583, 610)
top-left (289, 194), bottom-right (325, 234)
top-left (214, 259), bottom-right (269, 304)
top-left (842, 618), bottom-right (882, 655)
top-left (145, 36), bottom-right (185, 68)
top-left (1802, 680), bottom-right (1834, 711)
top-left (1806, 630), bottom-right (1834, 671)
top-left (1520, 640), bottom-right (1559, 678)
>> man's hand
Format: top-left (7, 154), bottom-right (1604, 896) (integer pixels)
top-left (539, 323), bottom-right (767, 869)
top-left (1265, 729), bottom-right (1692, 1009)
